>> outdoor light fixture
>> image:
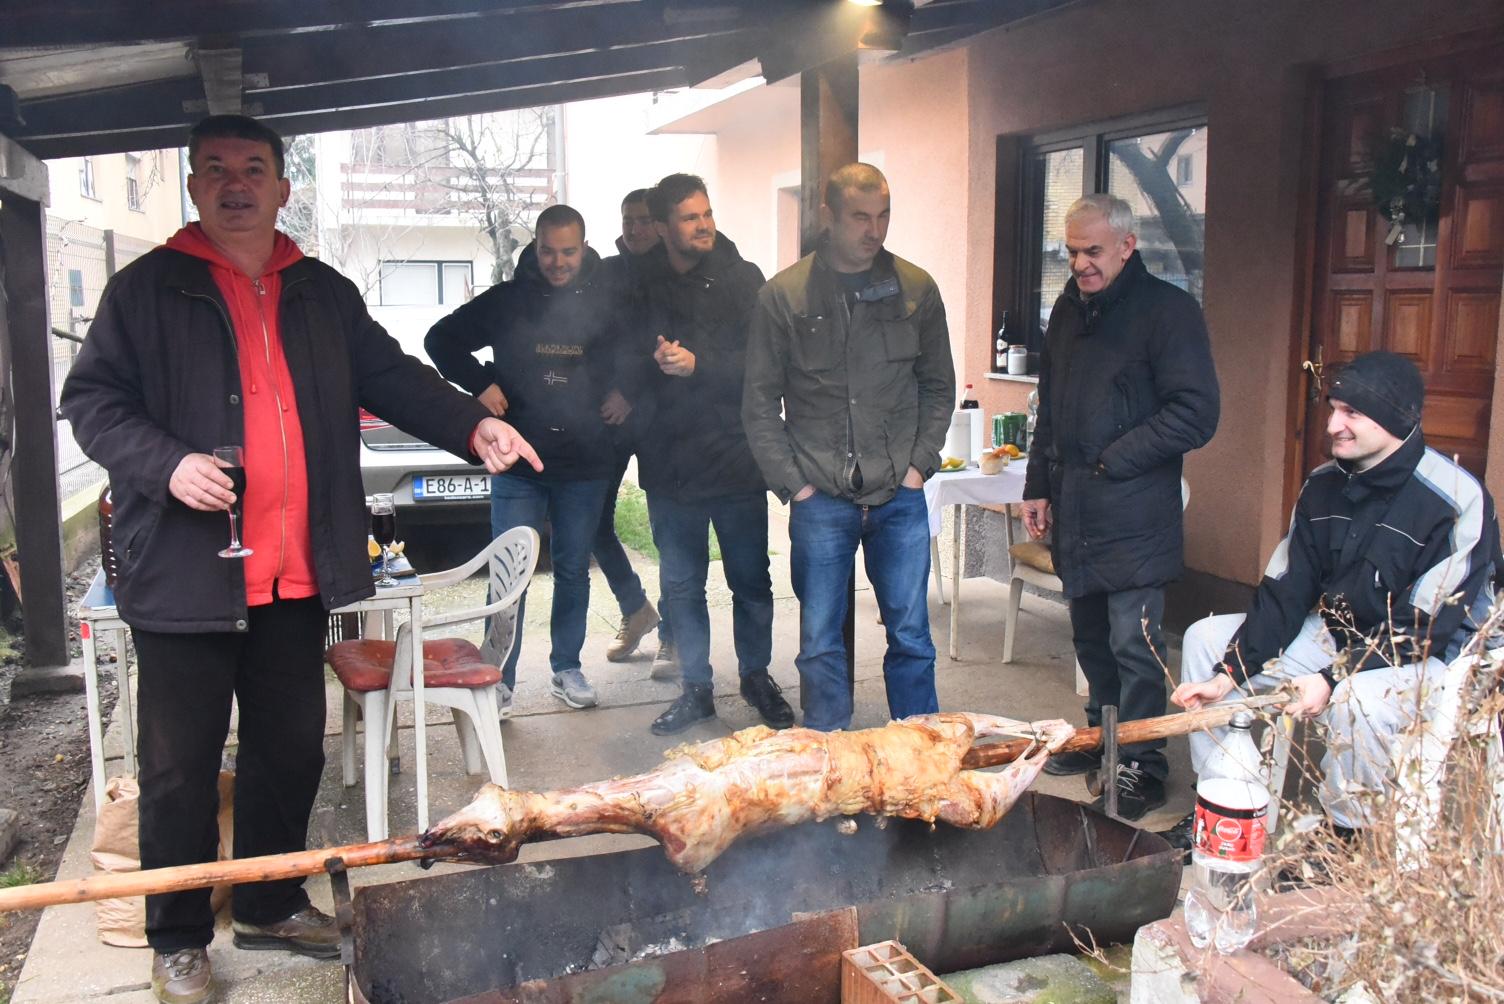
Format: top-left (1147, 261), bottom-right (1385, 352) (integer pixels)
top-left (854, 0), bottom-right (912, 51)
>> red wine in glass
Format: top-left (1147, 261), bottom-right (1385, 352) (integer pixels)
top-left (214, 446), bottom-right (252, 558)
top-left (225, 466), bottom-right (247, 519)
top-left (372, 512), bottom-right (396, 548)
top-left (369, 493), bottom-right (397, 585)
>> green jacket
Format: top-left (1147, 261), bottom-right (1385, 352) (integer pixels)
top-left (743, 248), bottom-right (955, 506)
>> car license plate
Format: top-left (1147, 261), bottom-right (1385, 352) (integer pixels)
top-left (413, 474), bottom-right (493, 500)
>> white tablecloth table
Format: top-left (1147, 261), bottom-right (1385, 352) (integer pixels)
top-left (922, 464), bottom-right (1027, 659)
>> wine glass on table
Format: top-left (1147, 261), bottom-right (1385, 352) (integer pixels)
top-left (370, 493), bottom-right (398, 586)
top-left (213, 446), bottom-right (252, 559)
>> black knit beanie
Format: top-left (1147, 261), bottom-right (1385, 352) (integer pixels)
top-left (1327, 351), bottom-right (1424, 439)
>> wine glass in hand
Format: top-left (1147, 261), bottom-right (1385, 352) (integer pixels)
top-left (214, 446), bottom-right (252, 558)
top-left (370, 493), bottom-right (397, 586)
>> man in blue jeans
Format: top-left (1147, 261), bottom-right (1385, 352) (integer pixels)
top-left (597, 188), bottom-right (671, 673)
top-left (744, 163), bottom-right (955, 731)
top-left (634, 174), bottom-right (794, 736)
top-left (427, 204), bottom-right (625, 711)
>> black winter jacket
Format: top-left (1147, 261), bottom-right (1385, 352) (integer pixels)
top-left (425, 246), bottom-right (622, 482)
top-left (1220, 430), bottom-right (1500, 685)
top-left (1024, 252), bottom-right (1220, 598)
top-left (634, 234), bottom-right (768, 502)
top-left (59, 247), bottom-right (490, 632)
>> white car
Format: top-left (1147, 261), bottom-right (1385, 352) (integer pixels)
top-left (360, 304), bottom-right (493, 524)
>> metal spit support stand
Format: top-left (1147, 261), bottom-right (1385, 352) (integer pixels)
top-left (325, 857), bottom-right (356, 968)
top-left (1084, 704), bottom-right (1121, 819)
top-left (1101, 706), bottom-right (1119, 820)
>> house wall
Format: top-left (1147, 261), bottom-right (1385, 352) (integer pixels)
top-left (963, 0), bottom-right (1504, 589)
top-left (48, 150), bottom-right (185, 242)
top-left (650, 51), bottom-right (973, 359)
top-left (560, 92), bottom-right (718, 252)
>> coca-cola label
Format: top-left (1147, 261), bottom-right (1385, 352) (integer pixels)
top-left (1193, 777), bottom-right (1268, 864)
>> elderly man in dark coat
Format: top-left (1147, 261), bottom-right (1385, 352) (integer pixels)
top-left (1021, 193), bottom-right (1220, 819)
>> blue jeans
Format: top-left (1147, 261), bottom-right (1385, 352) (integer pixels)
top-left (490, 475), bottom-right (611, 688)
top-left (593, 458), bottom-right (649, 617)
top-left (646, 492), bottom-right (773, 689)
top-left (788, 486), bottom-right (937, 731)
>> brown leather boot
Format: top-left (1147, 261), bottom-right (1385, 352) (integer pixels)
top-left (232, 905), bottom-right (341, 959)
top-left (605, 601), bottom-right (660, 662)
top-left (150, 948), bottom-right (213, 1004)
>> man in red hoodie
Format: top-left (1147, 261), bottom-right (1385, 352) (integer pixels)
top-left (60, 115), bottom-right (541, 1004)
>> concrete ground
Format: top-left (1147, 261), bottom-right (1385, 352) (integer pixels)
top-left (11, 501), bottom-right (1193, 1004)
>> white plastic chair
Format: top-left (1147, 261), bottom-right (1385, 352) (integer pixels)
top-left (1001, 478), bottom-right (1189, 698)
top-left (326, 526), bottom-right (539, 840)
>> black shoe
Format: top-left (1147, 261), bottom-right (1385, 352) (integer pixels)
top-left (739, 671), bottom-right (795, 729)
top-left (1092, 760), bottom-right (1167, 821)
top-left (651, 685), bottom-right (716, 736)
top-left (1043, 749), bottom-right (1102, 776)
top-left (1160, 810), bottom-right (1196, 852)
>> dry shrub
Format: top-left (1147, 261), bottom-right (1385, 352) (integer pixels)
top-left (1253, 628), bottom-right (1504, 1002)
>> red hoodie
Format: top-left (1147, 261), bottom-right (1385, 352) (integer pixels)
top-left (165, 223), bottom-right (318, 607)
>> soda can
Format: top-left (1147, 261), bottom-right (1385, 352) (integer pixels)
top-left (991, 414), bottom-right (1006, 449)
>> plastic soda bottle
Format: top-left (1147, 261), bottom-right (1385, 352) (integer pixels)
top-left (1183, 711), bottom-right (1267, 953)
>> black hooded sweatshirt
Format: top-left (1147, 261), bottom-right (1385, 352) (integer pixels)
top-left (424, 244), bottom-right (622, 481)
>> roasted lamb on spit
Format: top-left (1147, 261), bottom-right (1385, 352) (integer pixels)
top-left (422, 712), bottom-right (1074, 873)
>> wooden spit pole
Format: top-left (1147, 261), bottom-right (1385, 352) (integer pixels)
top-left (0, 835), bottom-right (456, 913)
top-left (961, 692), bottom-right (1291, 770)
top-left (0, 695), bottom-right (1290, 913)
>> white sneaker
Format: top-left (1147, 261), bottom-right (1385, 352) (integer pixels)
top-left (549, 669), bottom-right (598, 709)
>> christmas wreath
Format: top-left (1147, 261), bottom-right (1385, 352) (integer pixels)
top-left (1370, 129), bottom-right (1443, 246)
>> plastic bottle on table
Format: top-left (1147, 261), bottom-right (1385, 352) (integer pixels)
top-left (1183, 710), bottom-right (1267, 954)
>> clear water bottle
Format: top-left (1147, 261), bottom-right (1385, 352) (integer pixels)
top-left (1182, 711), bottom-right (1267, 954)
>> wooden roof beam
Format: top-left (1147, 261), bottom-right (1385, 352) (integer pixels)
top-left (193, 44), bottom-right (249, 116)
top-left (15, 38), bottom-right (716, 143)
top-left (16, 66), bottom-right (687, 160)
top-left (0, 0), bottom-right (648, 49)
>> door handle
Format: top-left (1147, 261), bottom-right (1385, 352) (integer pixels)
top-left (1302, 346), bottom-right (1324, 404)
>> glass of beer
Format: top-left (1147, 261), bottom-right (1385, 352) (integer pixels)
top-left (370, 493), bottom-right (397, 586)
top-left (214, 446), bottom-right (252, 559)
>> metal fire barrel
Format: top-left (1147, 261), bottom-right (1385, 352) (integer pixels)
top-left (348, 793), bottom-right (1180, 1003)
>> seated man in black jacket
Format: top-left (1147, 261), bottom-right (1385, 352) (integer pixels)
top-left (1168, 351), bottom-right (1500, 844)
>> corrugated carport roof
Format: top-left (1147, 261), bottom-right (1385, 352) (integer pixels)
top-left (0, 0), bottom-right (1071, 160)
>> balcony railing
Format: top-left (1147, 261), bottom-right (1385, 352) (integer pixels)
top-left (341, 162), bottom-right (555, 218)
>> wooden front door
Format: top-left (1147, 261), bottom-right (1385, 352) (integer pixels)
top-left (1303, 42), bottom-right (1504, 478)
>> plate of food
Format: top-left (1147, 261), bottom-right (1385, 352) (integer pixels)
top-left (939, 456), bottom-right (969, 472)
